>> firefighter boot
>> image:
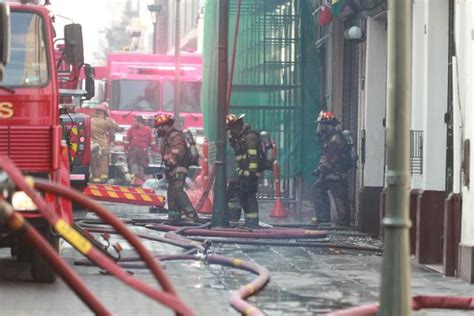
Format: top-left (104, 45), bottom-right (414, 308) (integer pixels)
top-left (228, 197), bottom-right (242, 222)
top-left (244, 213), bottom-right (260, 228)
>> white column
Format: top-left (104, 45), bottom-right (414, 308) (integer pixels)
top-left (456, 0), bottom-right (474, 245)
top-left (362, 17), bottom-right (387, 187)
top-left (421, 0), bottom-right (449, 191)
top-left (410, 0), bottom-right (426, 189)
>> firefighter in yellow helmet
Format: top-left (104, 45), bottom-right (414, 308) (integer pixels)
top-left (90, 102), bottom-right (122, 183)
top-left (154, 113), bottom-right (202, 222)
top-left (312, 111), bottom-right (351, 226)
top-left (226, 113), bottom-right (261, 227)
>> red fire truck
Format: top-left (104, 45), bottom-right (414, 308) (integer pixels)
top-left (85, 53), bottom-right (204, 173)
top-left (56, 36), bottom-right (94, 192)
top-left (0, 2), bottom-right (87, 282)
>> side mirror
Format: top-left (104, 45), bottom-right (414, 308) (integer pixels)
top-left (83, 64), bottom-right (95, 100)
top-left (64, 23), bottom-right (84, 65)
top-left (0, 3), bottom-right (10, 80)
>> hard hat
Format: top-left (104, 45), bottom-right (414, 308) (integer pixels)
top-left (225, 113), bottom-right (245, 129)
top-left (316, 111), bottom-right (339, 125)
top-left (95, 102), bottom-right (109, 116)
top-left (154, 113), bottom-right (174, 127)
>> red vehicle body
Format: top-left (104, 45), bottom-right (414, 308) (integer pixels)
top-left (105, 53), bottom-right (203, 129)
top-left (81, 53), bottom-right (205, 173)
top-left (56, 42), bottom-right (93, 189)
top-left (0, 3), bottom-right (77, 283)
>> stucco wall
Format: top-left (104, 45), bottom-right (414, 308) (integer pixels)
top-left (362, 17), bottom-right (386, 188)
top-left (456, 0), bottom-right (474, 245)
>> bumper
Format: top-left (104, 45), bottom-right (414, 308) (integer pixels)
top-left (69, 165), bottom-right (89, 190)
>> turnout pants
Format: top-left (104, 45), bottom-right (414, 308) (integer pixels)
top-left (311, 177), bottom-right (350, 226)
top-left (90, 148), bottom-right (109, 182)
top-left (167, 172), bottom-right (196, 220)
top-left (227, 175), bottom-right (259, 226)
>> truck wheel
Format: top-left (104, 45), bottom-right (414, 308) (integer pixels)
top-left (12, 235), bottom-right (33, 262)
top-left (31, 226), bottom-right (59, 283)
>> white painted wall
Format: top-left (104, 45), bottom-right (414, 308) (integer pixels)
top-left (410, 0), bottom-right (426, 189)
top-left (455, 0), bottom-right (474, 245)
top-left (362, 17), bottom-right (386, 187)
top-left (421, 0), bottom-right (448, 191)
top-left (410, 0), bottom-right (448, 191)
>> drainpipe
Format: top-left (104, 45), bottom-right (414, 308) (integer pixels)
top-left (174, 0), bottom-right (181, 128)
top-left (379, 0), bottom-right (412, 315)
top-left (211, 0), bottom-right (229, 227)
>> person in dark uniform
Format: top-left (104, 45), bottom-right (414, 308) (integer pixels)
top-left (312, 111), bottom-right (351, 226)
top-left (226, 114), bottom-right (261, 227)
top-left (154, 113), bottom-right (201, 222)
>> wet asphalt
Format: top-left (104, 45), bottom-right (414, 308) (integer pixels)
top-left (0, 200), bottom-right (473, 315)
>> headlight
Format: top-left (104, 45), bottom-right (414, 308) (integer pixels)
top-left (11, 192), bottom-right (37, 211)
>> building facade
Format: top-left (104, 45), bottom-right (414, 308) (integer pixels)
top-left (314, 0), bottom-right (474, 283)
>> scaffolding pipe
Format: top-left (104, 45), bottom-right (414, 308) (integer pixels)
top-left (174, 0), bottom-right (181, 128)
top-left (211, 0), bottom-right (230, 227)
top-left (379, 0), bottom-right (412, 315)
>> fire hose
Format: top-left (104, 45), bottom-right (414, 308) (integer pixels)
top-left (0, 156), bottom-right (193, 315)
top-left (328, 295), bottom-right (474, 315)
top-left (146, 223), bottom-right (328, 239)
top-left (74, 219), bottom-right (270, 315)
top-left (0, 200), bottom-right (110, 315)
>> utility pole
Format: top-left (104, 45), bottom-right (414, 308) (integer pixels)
top-left (379, 0), bottom-right (412, 315)
top-left (211, 0), bottom-right (229, 227)
top-left (174, 0), bottom-right (181, 128)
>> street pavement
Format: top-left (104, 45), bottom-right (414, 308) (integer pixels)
top-left (0, 200), bottom-right (473, 315)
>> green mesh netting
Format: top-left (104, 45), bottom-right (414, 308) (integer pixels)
top-left (201, 0), bottom-right (320, 191)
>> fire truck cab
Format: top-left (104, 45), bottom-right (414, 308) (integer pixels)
top-left (0, 2), bottom-right (82, 283)
top-left (84, 53), bottom-right (204, 175)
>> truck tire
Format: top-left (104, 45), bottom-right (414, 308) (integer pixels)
top-left (12, 234), bottom-right (33, 262)
top-left (31, 226), bottom-right (59, 283)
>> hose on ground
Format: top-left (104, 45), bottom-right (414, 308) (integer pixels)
top-left (77, 219), bottom-right (269, 315)
top-left (186, 237), bottom-right (382, 252)
top-left (327, 295), bottom-right (474, 315)
top-left (146, 223), bottom-right (328, 239)
top-left (33, 179), bottom-right (193, 315)
top-left (0, 157), bottom-right (192, 315)
top-left (0, 200), bottom-right (111, 315)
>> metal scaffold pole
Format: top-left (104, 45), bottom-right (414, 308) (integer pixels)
top-left (211, 0), bottom-right (229, 227)
top-left (174, 0), bottom-right (181, 128)
top-left (379, 0), bottom-right (412, 315)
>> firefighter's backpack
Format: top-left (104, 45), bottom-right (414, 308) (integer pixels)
top-left (341, 130), bottom-right (358, 169)
top-left (256, 131), bottom-right (275, 172)
top-left (182, 129), bottom-right (200, 167)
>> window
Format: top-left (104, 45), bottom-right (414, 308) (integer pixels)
top-left (110, 80), bottom-right (159, 112)
top-left (162, 81), bottom-right (202, 113)
top-left (2, 12), bottom-right (49, 86)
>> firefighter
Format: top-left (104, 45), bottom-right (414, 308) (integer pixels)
top-left (312, 111), bottom-right (351, 226)
top-left (226, 114), bottom-right (260, 227)
top-left (154, 113), bottom-right (202, 222)
top-left (124, 115), bottom-right (156, 184)
top-left (90, 103), bottom-right (122, 183)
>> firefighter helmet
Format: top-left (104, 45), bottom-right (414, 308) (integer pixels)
top-left (316, 111), bottom-right (339, 125)
top-left (154, 113), bottom-right (174, 127)
top-left (225, 113), bottom-right (245, 129)
top-left (95, 102), bottom-right (109, 116)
